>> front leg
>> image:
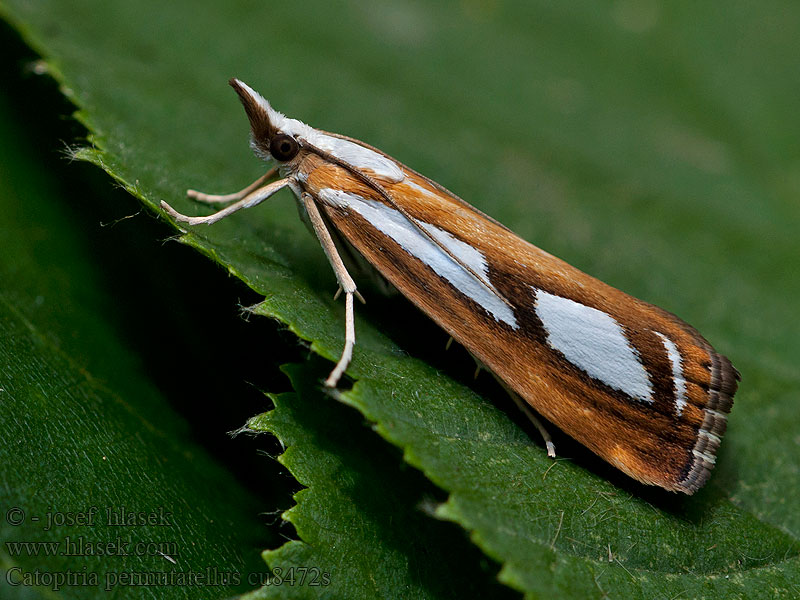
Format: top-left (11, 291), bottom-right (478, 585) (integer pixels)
top-left (162, 178), bottom-right (289, 226)
top-left (187, 166), bottom-right (279, 204)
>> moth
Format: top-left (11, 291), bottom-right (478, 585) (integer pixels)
top-left (162, 79), bottom-right (739, 494)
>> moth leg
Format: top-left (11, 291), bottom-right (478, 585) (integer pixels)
top-left (474, 352), bottom-right (555, 454)
top-left (334, 286), bottom-right (366, 305)
top-left (301, 193), bottom-right (359, 388)
top-left (508, 387), bottom-right (556, 458)
top-left (161, 178), bottom-right (289, 226)
top-left (493, 374), bottom-right (557, 458)
top-left (469, 352), bottom-right (485, 380)
top-left (187, 167), bottom-right (279, 204)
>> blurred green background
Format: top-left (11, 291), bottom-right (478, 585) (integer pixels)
top-left (1, 1), bottom-right (798, 598)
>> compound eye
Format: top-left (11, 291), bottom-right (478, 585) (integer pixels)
top-left (269, 134), bottom-right (300, 161)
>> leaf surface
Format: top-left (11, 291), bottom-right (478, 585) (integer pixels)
top-left (2, 1), bottom-right (799, 597)
top-left (0, 69), bottom-right (268, 598)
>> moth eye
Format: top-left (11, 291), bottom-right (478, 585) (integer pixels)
top-left (269, 134), bottom-right (300, 161)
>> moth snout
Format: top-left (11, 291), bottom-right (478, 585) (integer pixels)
top-left (228, 78), bottom-right (278, 147)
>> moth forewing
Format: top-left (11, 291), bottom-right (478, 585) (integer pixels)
top-left (303, 158), bottom-right (737, 493)
top-left (162, 79), bottom-right (738, 494)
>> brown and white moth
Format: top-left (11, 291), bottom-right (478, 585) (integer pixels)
top-left (162, 79), bottom-right (739, 494)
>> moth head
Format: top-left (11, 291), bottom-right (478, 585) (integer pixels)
top-left (229, 78), bottom-right (302, 163)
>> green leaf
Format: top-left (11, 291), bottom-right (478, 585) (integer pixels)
top-left (0, 46), bottom-right (267, 600)
top-left (3, 0), bottom-right (800, 598)
top-left (243, 361), bottom-right (513, 600)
